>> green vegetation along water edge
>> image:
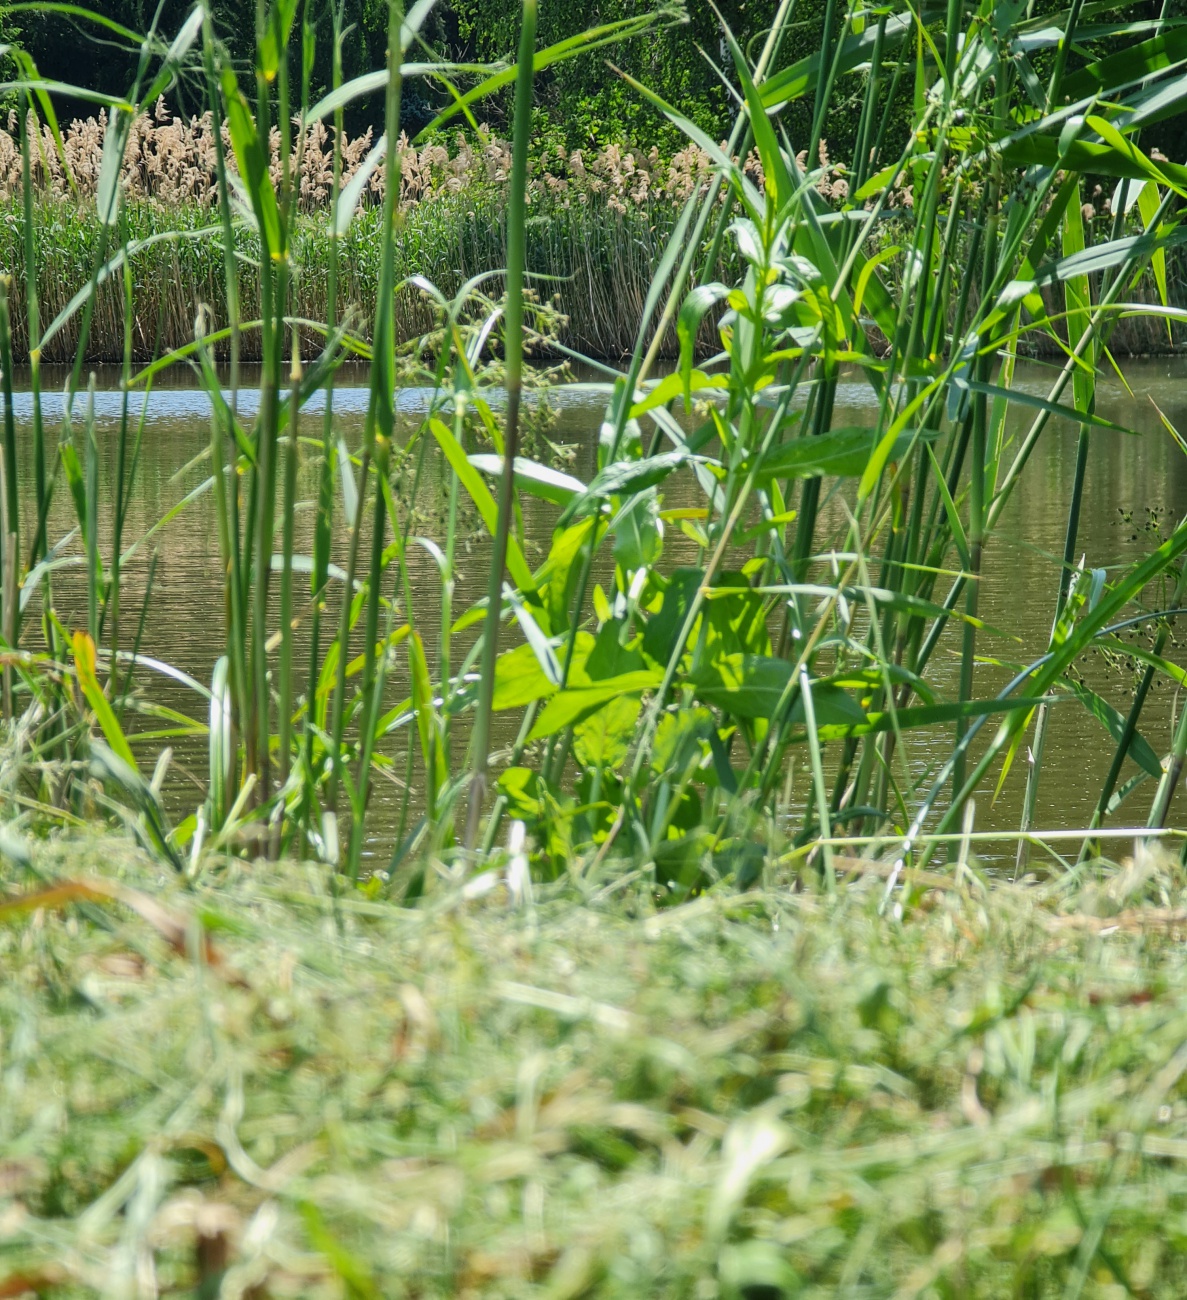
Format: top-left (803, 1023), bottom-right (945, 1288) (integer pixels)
top-left (1, 0), bottom-right (1187, 1293)
top-left (0, 106), bottom-right (1180, 360)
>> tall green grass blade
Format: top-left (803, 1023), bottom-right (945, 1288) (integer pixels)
top-left (467, 0), bottom-right (537, 851)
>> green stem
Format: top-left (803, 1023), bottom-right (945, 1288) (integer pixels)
top-left (466, 0), bottom-right (537, 852)
top-left (348, 0), bottom-right (405, 878)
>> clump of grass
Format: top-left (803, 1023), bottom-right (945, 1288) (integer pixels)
top-left (6, 839), bottom-right (1187, 1294)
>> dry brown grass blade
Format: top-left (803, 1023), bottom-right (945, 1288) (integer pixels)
top-left (0, 1270), bottom-right (65, 1297)
top-left (1045, 906), bottom-right (1187, 933)
top-left (0, 876), bottom-right (226, 969)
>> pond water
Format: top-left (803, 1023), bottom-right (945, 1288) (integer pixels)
top-left (10, 357), bottom-right (1187, 864)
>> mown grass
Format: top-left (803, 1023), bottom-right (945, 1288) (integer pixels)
top-left (7, 838), bottom-right (1187, 1295)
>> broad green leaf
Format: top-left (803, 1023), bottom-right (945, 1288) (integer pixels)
top-left (584, 619), bottom-right (644, 681)
top-left (704, 574), bottom-right (772, 659)
top-left (469, 454), bottom-right (586, 506)
top-left (492, 632), bottom-right (596, 710)
top-left (691, 653), bottom-right (866, 724)
top-left (651, 707), bottom-right (715, 777)
top-left (1086, 114), bottom-right (1171, 191)
top-left (612, 491), bottom-right (662, 571)
top-left (208, 655), bottom-right (232, 829)
top-left (536, 518), bottom-right (596, 633)
top-left (851, 244), bottom-right (900, 336)
top-left (573, 694), bottom-right (641, 769)
top-left (492, 642), bottom-right (554, 711)
top-left (1122, 70), bottom-right (1187, 132)
top-left (642, 567), bottom-right (702, 665)
top-left (528, 669), bottom-right (664, 740)
top-left (629, 369), bottom-right (727, 418)
top-left (498, 766), bottom-right (542, 819)
top-left (678, 285), bottom-right (731, 405)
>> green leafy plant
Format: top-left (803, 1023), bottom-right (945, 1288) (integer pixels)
top-left (0, 0), bottom-right (1183, 902)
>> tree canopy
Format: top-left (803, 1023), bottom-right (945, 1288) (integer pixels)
top-left (6, 0), bottom-right (1181, 166)
top-left (9, 0), bottom-right (878, 157)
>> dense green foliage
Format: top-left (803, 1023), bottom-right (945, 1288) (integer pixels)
top-left (12, 0), bottom-right (1187, 162)
top-left (11, 0), bottom-right (891, 151)
top-left (443, 0), bottom-right (874, 153)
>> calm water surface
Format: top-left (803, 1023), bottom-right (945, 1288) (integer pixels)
top-left (11, 358), bottom-right (1187, 861)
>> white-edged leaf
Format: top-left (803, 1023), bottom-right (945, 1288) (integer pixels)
top-left (468, 454), bottom-right (586, 506)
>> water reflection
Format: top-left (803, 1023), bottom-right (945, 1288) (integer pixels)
top-left (8, 358), bottom-right (1187, 862)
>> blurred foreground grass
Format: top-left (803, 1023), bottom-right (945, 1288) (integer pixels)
top-left (6, 841), bottom-right (1187, 1296)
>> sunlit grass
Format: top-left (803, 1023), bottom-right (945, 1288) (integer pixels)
top-left (5, 835), bottom-right (1187, 1294)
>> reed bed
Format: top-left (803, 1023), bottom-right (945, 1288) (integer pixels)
top-left (0, 97), bottom-right (726, 360)
top-left (0, 195), bottom-right (691, 361)
top-left (0, 100), bottom-right (719, 210)
top-left (0, 209), bottom-right (1181, 364)
top-left (0, 105), bottom-right (1178, 362)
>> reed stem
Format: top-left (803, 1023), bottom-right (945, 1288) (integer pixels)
top-left (466, 0), bottom-right (537, 852)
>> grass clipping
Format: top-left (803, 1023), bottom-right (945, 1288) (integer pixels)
top-left (4, 845), bottom-right (1187, 1295)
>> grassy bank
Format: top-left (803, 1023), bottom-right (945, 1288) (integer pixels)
top-left (6, 837), bottom-right (1187, 1295)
